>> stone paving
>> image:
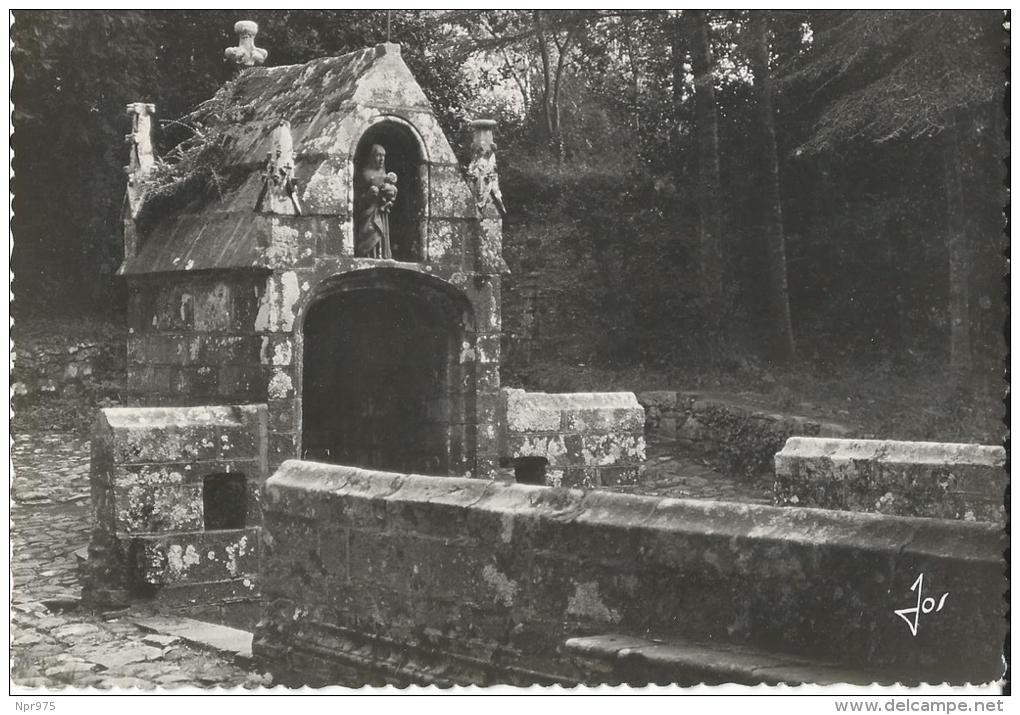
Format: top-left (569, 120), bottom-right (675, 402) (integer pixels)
top-left (10, 432), bottom-right (269, 690)
top-left (618, 440), bottom-right (773, 505)
top-left (9, 430), bottom-right (767, 690)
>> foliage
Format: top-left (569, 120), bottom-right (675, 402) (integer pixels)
top-left (786, 11), bottom-right (1002, 152)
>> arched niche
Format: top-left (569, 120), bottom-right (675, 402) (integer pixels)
top-left (351, 119), bottom-right (428, 262)
top-left (298, 269), bottom-right (474, 475)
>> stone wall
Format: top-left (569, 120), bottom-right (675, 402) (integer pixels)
top-left (12, 332), bottom-right (124, 400)
top-left (253, 461), bottom-right (1005, 686)
top-left (638, 390), bottom-right (853, 478)
top-left (125, 273), bottom-right (266, 407)
top-left (774, 437), bottom-right (1006, 523)
top-left (501, 388), bottom-right (645, 488)
top-left (85, 404), bottom-right (268, 608)
top-left (126, 265), bottom-right (503, 477)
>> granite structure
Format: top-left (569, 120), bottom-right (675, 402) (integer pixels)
top-left (88, 32), bottom-right (644, 614)
top-left (80, 26), bottom-right (1004, 686)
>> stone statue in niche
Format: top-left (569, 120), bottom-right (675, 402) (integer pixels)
top-left (355, 145), bottom-right (399, 259)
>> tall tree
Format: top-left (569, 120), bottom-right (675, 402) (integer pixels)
top-left (748, 11), bottom-right (797, 362)
top-left (787, 10), bottom-right (1002, 378)
top-left (683, 10), bottom-right (726, 324)
top-left (441, 10), bottom-right (593, 159)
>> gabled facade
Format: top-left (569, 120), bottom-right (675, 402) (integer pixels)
top-left (120, 42), bottom-right (506, 479)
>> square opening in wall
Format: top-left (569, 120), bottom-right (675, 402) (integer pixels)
top-left (513, 457), bottom-right (548, 485)
top-left (203, 473), bottom-right (247, 530)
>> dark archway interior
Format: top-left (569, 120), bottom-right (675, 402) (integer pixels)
top-left (301, 286), bottom-right (456, 474)
top-left (354, 123), bottom-right (425, 261)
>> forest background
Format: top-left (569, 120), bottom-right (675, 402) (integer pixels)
top-left (10, 10), bottom-right (1008, 443)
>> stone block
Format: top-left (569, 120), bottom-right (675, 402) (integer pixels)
top-left (116, 483), bottom-right (204, 534)
top-left (774, 437), bottom-right (1006, 523)
top-left (507, 433), bottom-right (568, 465)
top-left (194, 282), bottom-right (234, 332)
top-left (580, 434), bottom-right (645, 467)
top-left (504, 389), bottom-right (561, 433)
top-left (595, 465), bottom-right (641, 487)
top-left (561, 467), bottom-right (597, 489)
top-left (203, 335), bottom-right (258, 364)
top-left (135, 527), bottom-right (260, 586)
top-left (474, 333), bottom-right (501, 365)
top-left (428, 163), bottom-right (476, 219)
top-left (562, 407), bottom-right (644, 434)
top-left (268, 399), bottom-right (298, 434)
top-left (268, 431), bottom-right (300, 465)
top-left (658, 416), bottom-right (678, 439)
top-left (476, 363), bottom-right (500, 392)
top-left (126, 336), bottom-right (146, 364)
top-left (426, 219), bottom-right (469, 265)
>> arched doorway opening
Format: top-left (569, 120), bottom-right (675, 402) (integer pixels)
top-left (300, 272), bottom-right (470, 475)
top-left (353, 121), bottom-right (427, 262)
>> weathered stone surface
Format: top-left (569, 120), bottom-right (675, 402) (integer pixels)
top-left (774, 437), bottom-right (1006, 522)
top-left (133, 615), bottom-right (254, 660)
top-left (86, 405), bottom-right (268, 606)
top-left (135, 527), bottom-right (260, 585)
top-left (254, 462), bottom-right (1005, 686)
top-left (502, 389), bottom-right (645, 488)
top-left (564, 634), bottom-right (897, 686)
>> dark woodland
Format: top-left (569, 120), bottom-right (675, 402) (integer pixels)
top-left (10, 10), bottom-right (1007, 443)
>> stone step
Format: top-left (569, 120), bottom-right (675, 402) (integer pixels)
top-left (132, 615), bottom-right (253, 662)
top-left (565, 634), bottom-right (906, 686)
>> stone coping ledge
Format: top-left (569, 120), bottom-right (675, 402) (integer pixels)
top-left (564, 634), bottom-right (898, 686)
top-left (780, 437), bottom-right (1005, 466)
top-left (503, 388), bottom-right (643, 434)
top-left (266, 460), bottom-right (1002, 563)
top-left (100, 404), bottom-right (266, 429)
top-left (506, 389), bottom-right (642, 410)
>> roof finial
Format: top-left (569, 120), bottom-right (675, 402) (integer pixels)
top-left (224, 20), bottom-right (268, 68)
top-left (386, 11), bottom-right (392, 42)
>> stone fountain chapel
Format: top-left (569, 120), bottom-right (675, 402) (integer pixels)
top-left (80, 26), bottom-right (1005, 685)
top-left (87, 35), bottom-right (505, 607)
top-left (86, 28), bottom-right (645, 613)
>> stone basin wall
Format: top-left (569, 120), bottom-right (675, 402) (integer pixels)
top-left (774, 437), bottom-right (1006, 523)
top-left (500, 388), bottom-right (645, 488)
top-left (85, 404), bottom-right (268, 609)
top-left (637, 390), bottom-right (854, 478)
top-left (253, 461), bottom-right (1005, 686)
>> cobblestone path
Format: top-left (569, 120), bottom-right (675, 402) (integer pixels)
top-left (11, 432), bottom-right (267, 690)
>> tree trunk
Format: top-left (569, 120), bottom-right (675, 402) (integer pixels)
top-left (533, 11), bottom-right (556, 151)
top-left (943, 114), bottom-right (972, 378)
top-left (670, 11), bottom-right (686, 157)
top-left (748, 11), bottom-right (796, 363)
top-left (684, 9), bottom-right (725, 323)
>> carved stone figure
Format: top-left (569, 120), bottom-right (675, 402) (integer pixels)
top-left (467, 119), bottom-right (505, 217)
top-left (124, 102), bottom-right (156, 219)
top-left (255, 120), bottom-right (302, 215)
top-left (224, 20), bottom-right (268, 67)
top-left (356, 144), bottom-right (399, 259)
